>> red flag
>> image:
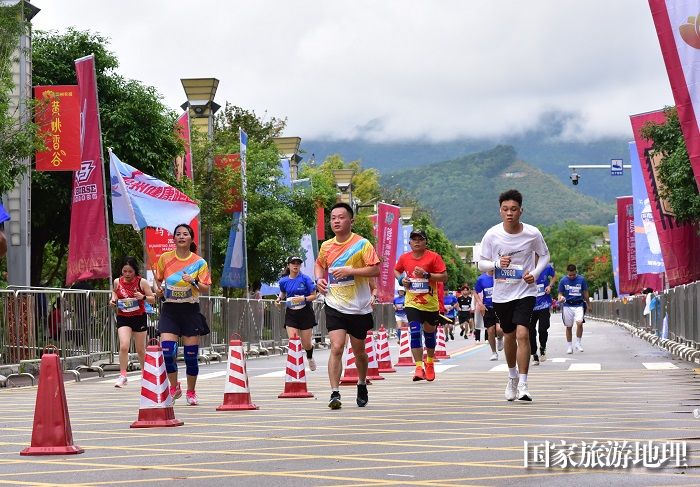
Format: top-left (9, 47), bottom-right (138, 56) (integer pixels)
top-left (648, 0), bottom-right (700, 189)
top-left (616, 197), bottom-right (663, 294)
top-left (176, 112), bottom-right (193, 180)
top-left (630, 110), bottom-right (700, 286)
top-left (34, 85), bottom-right (81, 171)
top-left (214, 154), bottom-right (242, 213)
top-left (376, 203), bottom-right (400, 303)
top-left (368, 214), bottom-right (378, 238)
top-left (145, 218), bottom-right (199, 267)
top-left (316, 206), bottom-right (324, 240)
top-left (66, 56), bottom-right (110, 286)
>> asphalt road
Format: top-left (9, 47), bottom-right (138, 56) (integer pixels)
top-left (1, 315), bottom-right (699, 486)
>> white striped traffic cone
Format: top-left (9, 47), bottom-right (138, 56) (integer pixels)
top-left (217, 337), bottom-right (258, 411)
top-left (131, 341), bottom-right (183, 428)
top-left (435, 325), bottom-right (451, 359)
top-left (395, 325), bottom-right (415, 367)
top-left (278, 335), bottom-right (314, 398)
top-left (365, 331), bottom-right (384, 381)
top-left (376, 325), bottom-right (396, 373)
top-left (340, 338), bottom-right (372, 385)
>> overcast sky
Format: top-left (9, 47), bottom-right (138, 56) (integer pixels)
top-left (31, 0), bottom-right (673, 142)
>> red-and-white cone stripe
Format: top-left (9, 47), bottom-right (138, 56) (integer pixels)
top-left (435, 325), bottom-right (450, 359)
top-left (376, 326), bottom-right (396, 373)
top-left (395, 325), bottom-right (414, 366)
top-left (278, 335), bottom-right (314, 398)
top-left (131, 344), bottom-right (183, 428)
top-left (365, 331), bottom-right (384, 380)
top-left (339, 338), bottom-right (372, 385)
top-left (217, 339), bottom-right (258, 410)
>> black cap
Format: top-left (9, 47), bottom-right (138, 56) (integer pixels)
top-left (410, 229), bottom-right (427, 240)
top-left (287, 256), bottom-right (303, 264)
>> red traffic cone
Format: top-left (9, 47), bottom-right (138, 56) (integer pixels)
top-left (20, 347), bottom-right (83, 455)
top-left (395, 325), bottom-right (415, 367)
top-left (131, 341), bottom-right (183, 428)
top-left (278, 335), bottom-right (314, 398)
top-left (435, 325), bottom-right (451, 359)
top-left (376, 325), bottom-right (396, 373)
top-left (340, 338), bottom-right (372, 385)
top-left (217, 337), bottom-right (258, 411)
top-left (365, 331), bottom-right (384, 381)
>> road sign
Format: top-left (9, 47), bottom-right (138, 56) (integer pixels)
top-left (611, 159), bottom-right (623, 176)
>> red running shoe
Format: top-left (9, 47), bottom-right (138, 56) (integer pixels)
top-left (424, 362), bottom-right (436, 381)
top-left (412, 366), bottom-right (426, 381)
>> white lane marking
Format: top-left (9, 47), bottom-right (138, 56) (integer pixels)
top-left (488, 364), bottom-right (509, 372)
top-left (568, 363), bottom-right (601, 371)
top-left (435, 364), bottom-right (458, 373)
top-left (551, 358), bottom-right (575, 363)
top-left (387, 474), bottom-right (415, 478)
top-left (642, 362), bottom-right (679, 370)
top-left (197, 370), bottom-right (228, 380)
top-left (255, 370), bottom-right (287, 378)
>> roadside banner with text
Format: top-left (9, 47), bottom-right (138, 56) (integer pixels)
top-left (34, 85), bottom-right (81, 171)
top-left (629, 141), bottom-right (665, 274)
top-left (631, 110), bottom-right (700, 286)
top-left (617, 196), bottom-right (663, 294)
top-left (608, 220), bottom-right (621, 296)
top-left (221, 212), bottom-right (246, 288)
top-left (66, 55), bottom-right (110, 286)
top-left (649, 0), bottom-right (700, 189)
top-left (376, 203), bottom-right (400, 303)
top-left (175, 111), bottom-right (193, 180)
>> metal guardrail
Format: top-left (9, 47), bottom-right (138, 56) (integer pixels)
top-left (0, 288), bottom-right (396, 383)
top-left (588, 280), bottom-right (700, 348)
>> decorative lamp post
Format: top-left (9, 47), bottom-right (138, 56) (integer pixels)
top-left (331, 169), bottom-right (355, 206)
top-left (272, 137), bottom-right (302, 180)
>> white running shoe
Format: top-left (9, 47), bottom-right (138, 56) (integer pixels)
top-left (505, 377), bottom-right (518, 401)
top-left (489, 352), bottom-right (498, 361)
top-left (540, 350), bottom-right (547, 362)
top-left (517, 382), bottom-right (532, 401)
top-left (496, 336), bottom-right (504, 351)
top-left (308, 358), bottom-right (317, 371)
top-left (114, 375), bottom-right (127, 388)
top-left (566, 346), bottom-right (573, 354)
top-left (186, 391), bottom-right (199, 406)
top-left (575, 343), bottom-right (584, 352)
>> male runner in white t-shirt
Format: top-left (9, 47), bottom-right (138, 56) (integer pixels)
top-left (478, 189), bottom-right (550, 402)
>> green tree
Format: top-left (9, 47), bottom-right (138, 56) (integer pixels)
top-left (640, 106), bottom-right (700, 225)
top-left (0, 2), bottom-right (42, 195)
top-left (31, 28), bottom-right (183, 286)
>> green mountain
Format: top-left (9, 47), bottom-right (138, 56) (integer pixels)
top-left (380, 145), bottom-right (614, 243)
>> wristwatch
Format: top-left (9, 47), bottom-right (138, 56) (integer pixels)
top-left (424, 271), bottom-right (431, 279)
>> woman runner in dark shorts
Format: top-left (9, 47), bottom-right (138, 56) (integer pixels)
top-left (110, 256), bottom-right (155, 388)
top-left (276, 256), bottom-right (318, 370)
top-left (154, 223), bottom-right (212, 406)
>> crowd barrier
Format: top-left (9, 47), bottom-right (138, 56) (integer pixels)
top-left (0, 287), bottom-right (396, 384)
top-left (588, 280), bottom-right (700, 358)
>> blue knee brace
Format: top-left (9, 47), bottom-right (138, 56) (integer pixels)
top-left (161, 341), bottom-right (178, 373)
top-left (184, 345), bottom-right (199, 377)
top-left (409, 321), bottom-right (423, 349)
top-left (424, 330), bottom-right (436, 349)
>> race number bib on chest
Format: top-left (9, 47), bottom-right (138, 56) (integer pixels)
top-left (409, 278), bottom-right (430, 294)
top-left (536, 283), bottom-right (546, 297)
top-left (328, 268), bottom-right (354, 288)
top-left (495, 264), bottom-right (524, 284)
top-left (286, 297), bottom-right (306, 310)
top-left (117, 298), bottom-right (140, 313)
top-left (164, 284), bottom-right (193, 302)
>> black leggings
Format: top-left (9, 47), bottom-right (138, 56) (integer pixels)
top-left (529, 308), bottom-right (551, 353)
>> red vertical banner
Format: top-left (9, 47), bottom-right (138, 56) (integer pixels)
top-left (630, 110), bottom-right (700, 286)
top-left (617, 196), bottom-right (663, 294)
top-left (368, 214), bottom-right (378, 238)
top-left (648, 0), bottom-right (700, 189)
top-left (66, 55), bottom-right (110, 286)
top-left (34, 85), bottom-right (81, 171)
top-left (145, 218), bottom-right (199, 266)
top-left (376, 203), bottom-right (400, 303)
top-left (214, 154), bottom-right (242, 213)
top-left (316, 206), bottom-right (325, 240)
top-left (176, 111), bottom-right (193, 180)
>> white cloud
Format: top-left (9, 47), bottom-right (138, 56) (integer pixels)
top-left (31, 0), bottom-right (673, 141)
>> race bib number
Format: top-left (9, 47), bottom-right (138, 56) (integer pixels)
top-left (536, 283), bottom-right (546, 297)
top-left (395, 304), bottom-right (404, 311)
top-left (460, 305), bottom-right (471, 312)
top-left (409, 278), bottom-right (430, 294)
top-left (566, 284), bottom-right (582, 297)
top-left (117, 298), bottom-right (140, 313)
top-left (286, 296), bottom-right (306, 310)
top-left (328, 267), bottom-right (354, 288)
top-left (495, 264), bottom-right (524, 284)
top-left (164, 284), bottom-right (193, 302)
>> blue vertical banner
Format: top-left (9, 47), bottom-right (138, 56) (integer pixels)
top-left (221, 211), bottom-right (246, 288)
top-left (396, 223), bottom-right (412, 257)
top-left (279, 158), bottom-right (292, 187)
top-left (629, 142), bottom-right (665, 274)
top-left (239, 128), bottom-right (248, 221)
top-left (608, 220), bottom-right (621, 297)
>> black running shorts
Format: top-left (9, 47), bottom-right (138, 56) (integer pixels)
top-left (325, 305), bottom-right (374, 340)
top-left (493, 296), bottom-right (536, 334)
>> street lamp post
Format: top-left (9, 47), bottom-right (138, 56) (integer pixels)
top-left (180, 78), bottom-right (219, 266)
top-left (399, 206), bottom-right (414, 224)
top-left (331, 169), bottom-right (355, 206)
top-left (272, 137), bottom-right (302, 180)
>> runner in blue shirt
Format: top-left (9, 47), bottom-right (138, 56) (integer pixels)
top-left (443, 291), bottom-right (458, 340)
top-left (557, 264), bottom-right (589, 354)
top-left (393, 289), bottom-right (407, 342)
top-left (474, 271), bottom-right (503, 361)
top-left (529, 264), bottom-right (556, 364)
